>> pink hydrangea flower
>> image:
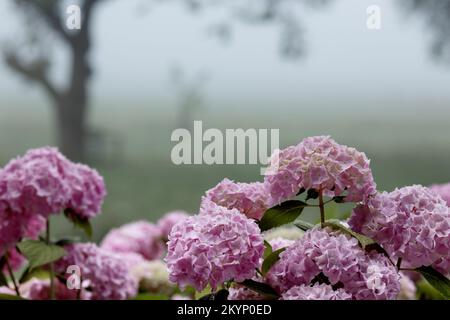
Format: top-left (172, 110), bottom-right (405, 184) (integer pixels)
top-left (0, 210), bottom-right (45, 257)
top-left (397, 272), bottom-right (417, 300)
top-left (157, 211), bottom-right (190, 239)
top-left (55, 243), bottom-right (138, 300)
top-left (228, 287), bottom-right (265, 300)
top-left (281, 283), bottom-right (352, 300)
top-left (64, 163), bottom-right (106, 219)
top-left (0, 147), bottom-right (71, 218)
top-left (269, 237), bottom-right (294, 251)
top-left (264, 136), bottom-right (376, 204)
top-left (349, 185), bottom-right (450, 269)
top-left (0, 147), bottom-right (106, 221)
top-left (101, 221), bottom-right (164, 261)
top-left (20, 278), bottom-right (81, 300)
top-left (267, 227), bottom-right (400, 300)
top-left (166, 207), bottom-right (264, 291)
top-left (202, 179), bottom-right (271, 220)
top-left (429, 183), bottom-right (450, 206)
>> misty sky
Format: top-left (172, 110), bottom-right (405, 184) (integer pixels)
top-left (0, 0), bottom-right (449, 109)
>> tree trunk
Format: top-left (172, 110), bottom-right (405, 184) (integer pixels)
top-left (55, 95), bottom-right (87, 162)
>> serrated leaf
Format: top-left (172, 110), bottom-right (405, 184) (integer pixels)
top-left (17, 240), bottom-right (66, 270)
top-left (0, 293), bottom-right (26, 300)
top-left (239, 279), bottom-right (279, 299)
top-left (293, 219), bottom-right (315, 231)
top-left (64, 210), bottom-right (92, 238)
top-left (258, 200), bottom-right (308, 232)
top-left (417, 266), bottom-right (450, 299)
top-left (262, 248), bottom-right (285, 276)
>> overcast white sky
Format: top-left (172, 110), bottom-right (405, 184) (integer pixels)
top-left (0, 0), bottom-right (449, 109)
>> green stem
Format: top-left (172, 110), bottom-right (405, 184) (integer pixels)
top-left (319, 190), bottom-right (325, 227)
top-left (4, 252), bottom-right (21, 297)
top-left (46, 219), bottom-right (56, 300)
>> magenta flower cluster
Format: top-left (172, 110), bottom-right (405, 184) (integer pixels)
top-left (101, 220), bottom-right (165, 261)
top-left (264, 136), bottom-right (376, 204)
top-left (203, 178), bottom-right (271, 220)
top-left (0, 147), bottom-right (106, 256)
top-left (349, 185), bottom-right (450, 270)
top-left (166, 201), bottom-right (264, 291)
top-left (267, 227), bottom-right (400, 300)
top-left (281, 283), bottom-right (352, 300)
top-left (55, 243), bottom-right (138, 300)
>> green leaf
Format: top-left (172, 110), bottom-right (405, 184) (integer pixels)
top-left (64, 210), bottom-right (92, 238)
top-left (19, 267), bottom-right (50, 284)
top-left (306, 189), bottom-right (319, 201)
top-left (262, 248), bottom-right (285, 276)
top-left (332, 196), bottom-right (346, 203)
top-left (16, 240), bottom-right (66, 270)
top-left (323, 220), bottom-right (376, 249)
top-left (258, 200), bottom-right (308, 232)
top-left (0, 293), bottom-right (26, 300)
top-left (416, 266), bottom-right (450, 299)
top-left (132, 293), bottom-right (170, 300)
top-left (239, 279), bottom-right (279, 299)
top-left (198, 289), bottom-right (229, 301)
top-left (263, 240), bottom-right (273, 259)
top-left (293, 219), bottom-right (315, 231)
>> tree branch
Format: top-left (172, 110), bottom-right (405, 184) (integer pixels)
top-left (15, 0), bottom-right (71, 43)
top-left (4, 52), bottom-right (60, 101)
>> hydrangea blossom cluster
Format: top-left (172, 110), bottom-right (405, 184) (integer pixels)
top-left (166, 204), bottom-right (264, 291)
top-left (129, 260), bottom-right (173, 294)
top-left (203, 178), bottom-right (271, 220)
top-left (264, 136), bottom-right (376, 204)
top-left (157, 210), bottom-right (190, 239)
top-left (429, 183), bottom-right (450, 207)
top-left (55, 243), bottom-right (138, 300)
top-left (281, 283), bottom-right (352, 300)
top-left (267, 227), bottom-right (400, 300)
top-left (263, 226), bottom-right (304, 242)
top-left (20, 278), bottom-right (81, 300)
top-left (101, 221), bottom-right (164, 261)
top-left (0, 147), bottom-right (106, 255)
top-left (349, 185), bottom-right (450, 269)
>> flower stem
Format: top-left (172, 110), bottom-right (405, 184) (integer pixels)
top-left (46, 219), bottom-right (56, 300)
top-left (319, 190), bottom-right (325, 227)
top-left (4, 252), bottom-right (21, 297)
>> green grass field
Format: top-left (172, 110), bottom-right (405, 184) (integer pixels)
top-left (1, 102), bottom-right (450, 241)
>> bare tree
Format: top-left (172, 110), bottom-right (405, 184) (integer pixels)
top-left (3, 0), bottom-right (104, 161)
top-left (3, 0), bottom-right (332, 161)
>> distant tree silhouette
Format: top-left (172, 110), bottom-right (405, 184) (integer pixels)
top-left (401, 0), bottom-right (450, 62)
top-left (3, 0), bottom-right (332, 161)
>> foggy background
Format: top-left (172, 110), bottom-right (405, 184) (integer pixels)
top-left (0, 0), bottom-right (449, 240)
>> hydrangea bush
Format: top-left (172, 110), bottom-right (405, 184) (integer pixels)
top-left (1, 138), bottom-right (450, 300)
